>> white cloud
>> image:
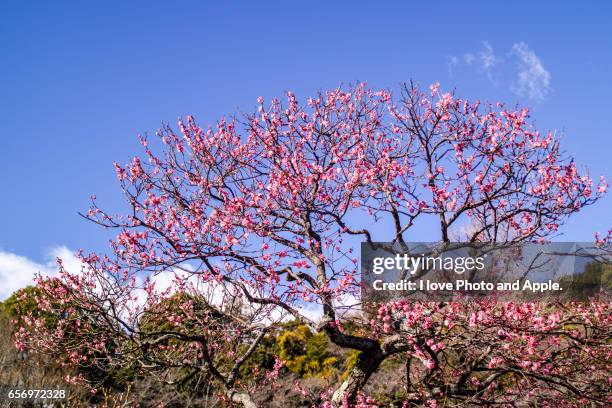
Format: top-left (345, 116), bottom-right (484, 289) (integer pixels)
top-left (0, 248), bottom-right (229, 318)
top-left (133, 265), bottom-right (227, 307)
top-left (0, 248), bottom-right (363, 327)
top-left (510, 42), bottom-right (551, 101)
top-left (288, 292), bottom-right (361, 324)
top-left (447, 41), bottom-right (551, 102)
top-left (448, 42), bottom-right (500, 80)
top-left (0, 246), bottom-right (82, 300)
top-left (479, 42), bottom-right (500, 77)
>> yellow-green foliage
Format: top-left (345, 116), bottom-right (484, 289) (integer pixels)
top-left (341, 349), bottom-right (360, 381)
top-left (276, 322), bottom-right (337, 379)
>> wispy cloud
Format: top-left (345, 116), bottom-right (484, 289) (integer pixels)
top-left (448, 42), bottom-right (501, 80)
top-left (510, 42), bottom-right (551, 101)
top-left (478, 42), bottom-right (500, 79)
top-left (447, 41), bottom-right (551, 102)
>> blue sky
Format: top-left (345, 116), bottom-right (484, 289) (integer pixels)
top-left (1, 1), bottom-right (611, 297)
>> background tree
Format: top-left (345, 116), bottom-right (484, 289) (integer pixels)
top-left (1, 287), bottom-right (94, 406)
top-left (17, 82), bottom-right (609, 406)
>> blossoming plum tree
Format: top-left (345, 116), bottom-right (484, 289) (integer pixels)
top-left (18, 82), bottom-right (610, 406)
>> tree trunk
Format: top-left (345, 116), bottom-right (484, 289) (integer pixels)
top-left (228, 389), bottom-right (257, 408)
top-left (332, 349), bottom-right (384, 406)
